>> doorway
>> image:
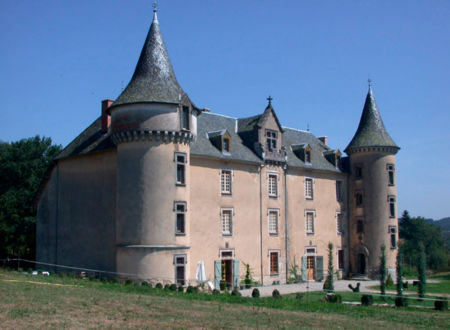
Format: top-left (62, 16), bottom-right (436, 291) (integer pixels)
top-left (357, 253), bottom-right (366, 275)
top-left (222, 259), bottom-right (232, 287)
top-left (307, 256), bottom-right (315, 280)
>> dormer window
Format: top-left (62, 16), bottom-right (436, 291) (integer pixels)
top-left (223, 137), bottom-right (230, 152)
top-left (266, 129), bottom-right (277, 151)
top-left (181, 106), bottom-right (190, 130)
top-left (305, 150), bottom-right (311, 164)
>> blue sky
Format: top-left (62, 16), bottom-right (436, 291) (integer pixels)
top-left (1, 1), bottom-right (449, 219)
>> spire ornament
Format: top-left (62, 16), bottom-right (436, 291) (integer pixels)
top-left (153, 1), bottom-right (158, 13)
top-left (267, 95), bottom-right (273, 107)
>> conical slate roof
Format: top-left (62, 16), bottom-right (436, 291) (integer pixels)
top-left (345, 87), bottom-right (399, 154)
top-left (112, 11), bottom-right (187, 107)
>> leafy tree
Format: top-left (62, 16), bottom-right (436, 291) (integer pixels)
top-left (396, 246), bottom-right (403, 297)
top-left (380, 245), bottom-right (386, 298)
top-left (399, 210), bottom-right (447, 270)
top-left (418, 243), bottom-right (426, 298)
top-left (0, 136), bottom-right (61, 260)
top-left (323, 242), bottom-right (334, 292)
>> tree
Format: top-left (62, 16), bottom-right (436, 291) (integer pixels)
top-left (380, 245), bottom-right (386, 298)
top-left (323, 242), bottom-right (334, 292)
top-left (418, 243), bottom-right (426, 298)
top-left (0, 136), bottom-right (62, 260)
top-left (396, 246), bottom-right (403, 297)
top-left (399, 210), bottom-right (447, 270)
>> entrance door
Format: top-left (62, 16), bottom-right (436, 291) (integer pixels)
top-left (358, 253), bottom-right (366, 275)
top-left (222, 260), bottom-right (233, 288)
top-left (307, 256), bottom-right (315, 280)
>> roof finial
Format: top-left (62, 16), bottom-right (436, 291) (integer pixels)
top-left (153, 1), bottom-right (158, 13)
top-left (368, 78), bottom-right (372, 89)
top-left (267, 95), bottom-right (273, 106)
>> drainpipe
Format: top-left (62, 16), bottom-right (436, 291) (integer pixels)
top-left (346, 173), bottom-right (352, 278)
top-left (284, 165), bottom-right (290, 283)
top-left (55, 164), bottom-right (59, 273)
top-left (259, 164), bottom-right (264, 285)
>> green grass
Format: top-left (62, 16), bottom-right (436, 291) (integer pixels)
top-left (0, 269), bottom-right (449, 329)
top-left (370, 272), bottom-right (450, 295)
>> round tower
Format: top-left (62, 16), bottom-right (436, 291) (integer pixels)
top-left (345, 84), bottom-right (400, 279)
top-left (109, 9), bottom-right (199, 283)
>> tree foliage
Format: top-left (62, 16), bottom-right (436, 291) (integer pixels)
top-left (323, 242), bottom-right (334, 292)
top-left (0, 136), bottom-right (62, 260)
top-left (418, 242), bottom-right (426, 298)
top-left (379, 245), bottom-right (386, 297)
top-left (399, 210), bottom-right (447, 270)
top-left (396, 246), bottom-right (403, 297)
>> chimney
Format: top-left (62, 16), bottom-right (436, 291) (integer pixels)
top-left (101, 99), bottom-right (114, 133)
top-left (318, 136), bottom-right (328, 146)
top-left (202, 108), bottom-right (211, 113)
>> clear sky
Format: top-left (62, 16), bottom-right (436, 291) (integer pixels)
top-left (1, 1), bottom-right (449, 219)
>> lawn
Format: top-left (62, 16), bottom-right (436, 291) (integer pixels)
top-left (0, 269), bottom-right (448, 329)
top-left (369, 272), bottom-right (450, 295)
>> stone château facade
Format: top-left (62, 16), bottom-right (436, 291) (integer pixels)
top-left (36, 9), bottom-right (400, 287)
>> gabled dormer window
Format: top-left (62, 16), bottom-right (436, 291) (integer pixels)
top-left (305, 150), bottom-right (311, 164)
top-left (223, 137), bottom-right (230, 152)
top-left (266, 129), bottom-right (277, 151)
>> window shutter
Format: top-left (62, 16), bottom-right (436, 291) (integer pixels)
top-left (214, 260), bottom-right (221, 290)
top-left (233, 259), bottom-right (240, 288)
top-left (299, 256), bottom-right (306, 281)
top-left (315, 256), bottom-right (324, 281)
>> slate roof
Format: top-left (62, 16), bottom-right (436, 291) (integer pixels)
top-left (345, 87), bottom-right (399, 153)
top-left (112, 11), bottom-right (190, 108)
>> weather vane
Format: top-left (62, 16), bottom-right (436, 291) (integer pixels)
top-left (153, 1), bottom-right (158, 13)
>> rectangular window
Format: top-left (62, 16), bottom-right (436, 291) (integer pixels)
top-left (356, 219), bottom-right (364, 234)
top-left (266, 129), bottom-right (277, 151)
top-left (354, 164), bottom-right (363, 179)
top-left (305, 178), bottom-right (314, 200)
top-left (387, 164), bottom-right (395, 186)
top-left (268, 174), bottom-right (278, 197)
top-left (355, 191), bottom-right (363, 207)
top-left (306, 211), bottom-right (315, 235)
top-left (221, 170), bottom-right (232, 195)
top-left (221, 209), bottom-right (233, 236)
top-left (336, 212), bottom-right (343, 235)
top-left (269, 251), bottom-right (279, 275)
top-left (223, 138), bottom-right (230, 152)
top-left (174, 202), bottom-right (186, 235)
top-left (388, 195), bottom-right (396, 218)
top-left (305, 150), bottom-right (311, 164)
top-left (338, 249), bottom-right (344, 269)
top-left (174, 254), bottom-right (186, 286)
top-left (336, 181), bottom-right (343, 201)
top-left (182, 106), bottom-right (189, 130)
top-left (389, 226), bottom-right (397, 249)
top-left (175, 153), bottom-right (186, 185)
top-left (268, 210), bottom-right (278, 235)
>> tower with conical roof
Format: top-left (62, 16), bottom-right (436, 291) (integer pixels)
top-left (345, 83), bottom-right (400, 278)
top-left (110, 8), bottom-right (199, 281)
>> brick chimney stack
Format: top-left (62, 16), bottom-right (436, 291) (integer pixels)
top-left (101, 99), bottom-right (114, 133)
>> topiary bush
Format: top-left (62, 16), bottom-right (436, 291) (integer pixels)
top-left (169, 284), bottom-right (177, 291)
top-left (164, 284), bottom-right (170, 290)
top-left (272, 289), bottom-right (281, 299)
top-left (348, 283), bottom-right (360, 292)
top-left (434, 298), bottom-right (448, 311)
top-left (296, 292), bottom-right (304, 301)
top-left (125, 279), bottom-right (133, 286)
top-left (141, 281), bottom-right (150, 287)
top-left (186, 286), bottom-right (195, 294)
top-left (177, 286), bottom-right (184, 292)
top-left (361, 294), bottom-right (374, 306)
top-left (252, 288), bottom-right (260, 298)
top-left (231, 288), bottom-right (241, 297)
top-left (155, 283), bottom-right (163, 289)
top-left (395, 297), bottom-right (408, 307)
top-left (325, 293), bottom-right (342, 303)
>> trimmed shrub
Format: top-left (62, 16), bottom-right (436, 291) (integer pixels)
top-left (348, 283), bottom-right (360, 293)
top-left (252, 288), bottom-right (260, 298)
top-left (361, 294), bottom-right (374, 306)
top-left (323, 277), bottom-right (332, 292)
top-left (231, 289), bottom-right (241, 297)
top-left (325, 293), bottom-right (342, 303)
top-left (296, 292), bottom-right (304, 301)
top-left (386, 274), bottom-right (394, 287)
top-left (212, 289), bottom-right (220, 295)
top-left (155, 283), bottom-right (163, 289)
top-left (395, 297), bottom-right (408, 307)
top-left (177, 286), bottom-right (184, 292)
top-left (434, 298), bottom-right (448, 311)
top-left (186, 286), bottom-right (195, 294)
top-left (219, 281), bottom-right (226, 291)
top-left (164, 284), bottom-right (170, 290)
top-left (272, 289), bottom-right (281, 299)
top-left (169, 284), bottom-right (177, 291)
top-left (125, 279), bottom-right (133, 286)
top-left (141, 281), bottom-right (150, 287)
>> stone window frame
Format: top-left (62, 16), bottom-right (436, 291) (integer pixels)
top-left (174, 152), bottom-right (187, 186)
top-left (267, 172), bottom-right (279, 198)
top-left (268, 249), bottom-right (280, 276)
top-left (354, 164), bottom-right (363, 179)
top-left (336, 211), bottom-right (343, 236)
top-left (174, 201), bottom-right (187, 236)
top-left (387, 163), bottom-right (395, 186)
top-left (336, 180), bottom-right (344, 202)
top-left (174, 254), bottom-right (187, 286)
top-left (265, 129), bottom-right (278, 152)
top-left (181, 105), bottom-right (190, 131)
top-left (220, 169), bottom-right (233, 195)
top-left (304, 177), bottom-right (314, 200)
top-left (221, 208), bottom-right (233, 237)
top-left (389, 226), bottom-right (397, 249)
top-left (388, 195), bottom-right (396, 218)
top-left (268, 208), bottom-right (279, 236)
top-left (305, 210), bottom-right (315, 236)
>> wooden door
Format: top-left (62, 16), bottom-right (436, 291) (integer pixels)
top-left (307, 256), bottom-right (315, 280)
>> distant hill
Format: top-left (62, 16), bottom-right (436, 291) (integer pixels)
top-left (433, 217), bottom-right (450, 250)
